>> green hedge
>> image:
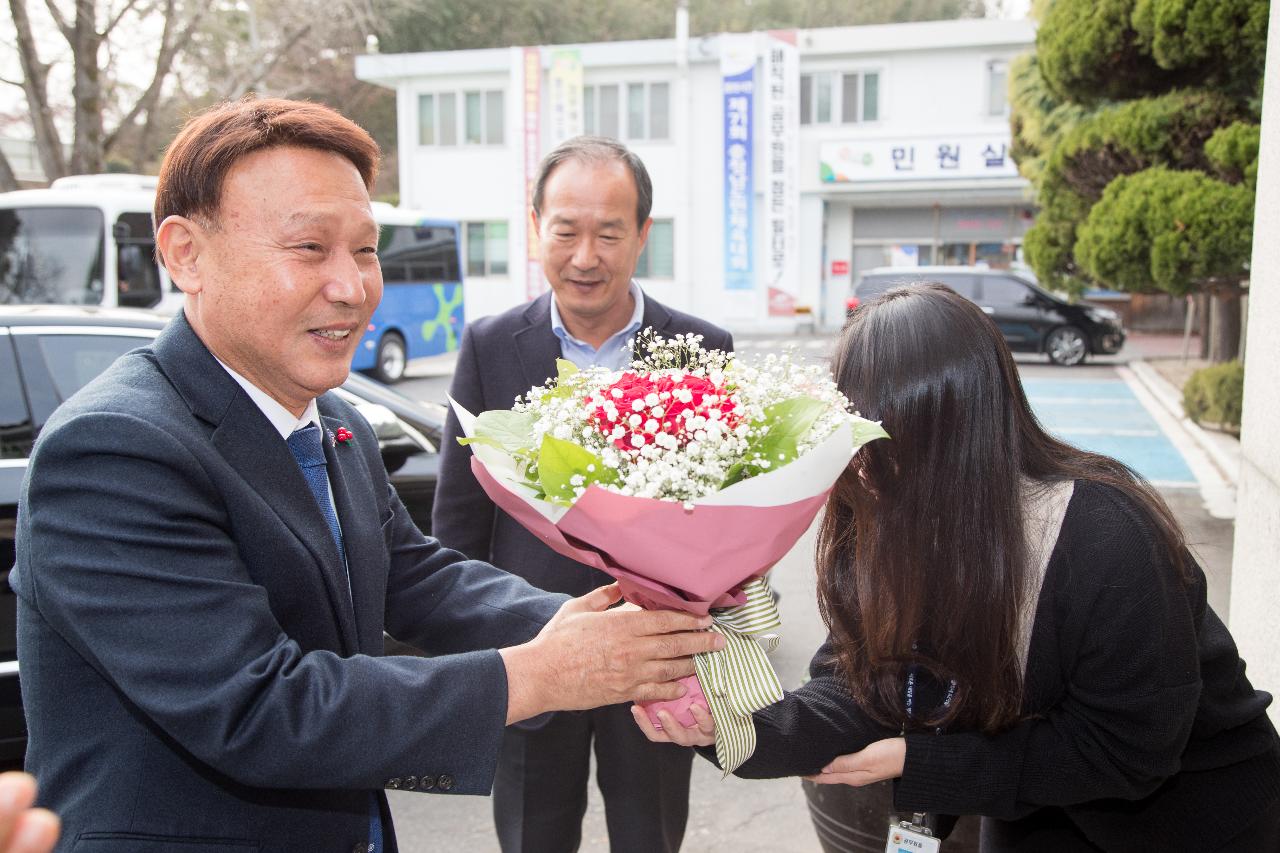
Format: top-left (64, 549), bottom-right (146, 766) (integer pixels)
top-left (1182, 360), bottom-right (1244, 433)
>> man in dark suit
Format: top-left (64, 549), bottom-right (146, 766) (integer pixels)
top-left (11, 100), bottom-right (722, 853)
top-left (434, 136), bottom-right (734, 853)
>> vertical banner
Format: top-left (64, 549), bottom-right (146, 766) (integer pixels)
top-left (523, 47), bottom-right (544, 300)
top-left (721, 34), bottom-right (755, 294)
top-left (548, 48), bottom-right (584, 145)
top-left (764, 31), bottom-right (800, 317)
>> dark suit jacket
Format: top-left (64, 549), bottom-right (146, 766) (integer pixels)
top-left (433, 290), bottom-right (734, 597)
top-left (11, 313), bottom-right (565, 853)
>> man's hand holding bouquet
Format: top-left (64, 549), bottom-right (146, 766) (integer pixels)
top-left (452, 331), bottom-right (886, 773)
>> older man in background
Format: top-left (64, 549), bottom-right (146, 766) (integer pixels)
top-left (435, 136), bottom-right (734, 853)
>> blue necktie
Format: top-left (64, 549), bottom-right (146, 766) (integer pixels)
top-left (286, 424), bottom-right (346, 567)
top-left (285, 423), bottom-right (383, 853)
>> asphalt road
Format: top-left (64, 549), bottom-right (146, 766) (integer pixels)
top-left (383, 333), bottom-right (1231, 852)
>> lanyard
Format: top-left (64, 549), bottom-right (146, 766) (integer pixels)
top-left (899, 665), bottom-right (958, 847)
top-left (905, 666), bottom-right (957, 734)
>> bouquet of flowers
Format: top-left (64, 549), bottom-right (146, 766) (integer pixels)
top-left (452, 330), bottom-right (887, 773)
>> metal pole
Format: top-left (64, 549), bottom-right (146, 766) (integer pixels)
top-left (1181, 294), bottom-right (1195, 364)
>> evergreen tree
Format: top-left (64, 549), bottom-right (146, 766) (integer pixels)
top-left (1013, 0), bottom-right (1267, 362)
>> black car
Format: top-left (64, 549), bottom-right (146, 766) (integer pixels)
top-left (0, 305), bottom-right (447, 765)
top-left (846, 266), bottom-right (1126, 366)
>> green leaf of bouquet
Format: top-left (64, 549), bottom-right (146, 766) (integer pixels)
top-left (537, 434), bottom-right (620, 505)
top-left (556, 359), bottom-right (579, 382)
top-left (720, 461), bottom-right (748, 488)
top-left (456, 409), bottom-right (536, 454)
top-left (849, 416), bottom-right (891, 449)
top-left (720, 397), bottom-right (827, 487)
top-left (752, 397), bottom-right (827, 464)
top-left (763, 397), bottom-right (827, 443)
top-left (540, 359), bottom-right (582, 403)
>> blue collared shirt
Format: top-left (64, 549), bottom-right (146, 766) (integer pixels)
top-left (550, 281), bottom-right (645, 371)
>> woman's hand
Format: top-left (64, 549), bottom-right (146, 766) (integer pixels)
top-left (631, 702), bottom-right (716, 747)
top-left (804, 737), bottom-right (906, 787)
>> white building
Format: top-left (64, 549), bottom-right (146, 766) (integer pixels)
top-left (356, 18), bottom-right (1035, 333)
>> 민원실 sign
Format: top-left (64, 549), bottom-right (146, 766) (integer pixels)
top-left (820, 135), bottom-right (1019, 183)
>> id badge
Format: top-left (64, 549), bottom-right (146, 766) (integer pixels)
top-left (884, 820), bottom-right (942, 853)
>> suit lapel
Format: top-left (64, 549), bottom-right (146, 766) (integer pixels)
top-left (154, 314), bottom-right (360, 654)
top-left (513, 293), bottom-right (565, 392)
top-left (639, 295), bottom-right (674, 337)
top-left (320, 411), bottom-right (387, 654)
top-left (210, 400), bottom-right (361, 654)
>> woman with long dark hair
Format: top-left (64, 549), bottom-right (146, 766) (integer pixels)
top-left (636, 283), bottom-right (1280, 851)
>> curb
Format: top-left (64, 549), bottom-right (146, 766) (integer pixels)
top-left (1120, 360), bottom-right (1239, 520)
top-left (1126, 361), bottom-right (1242, 487)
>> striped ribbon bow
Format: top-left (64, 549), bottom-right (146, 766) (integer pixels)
top-left (695, 576), bottom-right (784, 775)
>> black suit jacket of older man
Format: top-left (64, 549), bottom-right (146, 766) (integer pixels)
top-left (434, 290), bottom-right (734, 596)
top-left (12, 312), bottom-right (564, 853)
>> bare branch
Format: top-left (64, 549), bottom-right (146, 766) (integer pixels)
top-left (220, 22), bottom-right (311, 101)
top-left (8, 0), bottom-right (67, 179)
top-left (103, 0), bottom-right (206, 153)
top-left (101, 0), bottom-right (142, 37)
top-left (40, 0), bottom-right (71, 40)
top-left (0, 74), bottom-right (25, 87)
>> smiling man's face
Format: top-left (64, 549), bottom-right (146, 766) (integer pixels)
top-left (178, 145), bottom-right (383, 415)
top-left (534, 157), bottom-right (651, 346)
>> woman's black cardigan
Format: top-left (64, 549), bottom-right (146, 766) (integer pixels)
top-left (724, 480), bottom-right (1280, 851)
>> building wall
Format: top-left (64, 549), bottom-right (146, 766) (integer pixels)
top-left (1230, 0), bottom-right (1280, 722)
top-left (358, 20), bottom-right (1035, 331)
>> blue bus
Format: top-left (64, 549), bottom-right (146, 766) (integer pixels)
top-left (351, 202), bottom-right (465, 383)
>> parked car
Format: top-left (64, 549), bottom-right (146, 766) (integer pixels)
top-left (0, 305), bottom-right (447, 765)
top-left (845, 266), bottom-right (1126, 366)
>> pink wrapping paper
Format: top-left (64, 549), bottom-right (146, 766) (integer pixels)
top-left (471, 457), bottom-right (830, 725)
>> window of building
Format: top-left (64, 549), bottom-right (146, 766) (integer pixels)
top-left (418, 90), bottom-right (502, 146)
top-left (465, 92), bottom-right (483, 145)
top-left (987, 60), bottom-right (1009, 117)
top-left (801, 71), bottom-right (880, 125)
top-left (464, 221), bottom-right (509, 277)
top-left (418, 94), bottom-right (435, 145)
top-left (584, 82), bottom-right (670, 141)
top-left (439, 93), bottom-right (458, 145)
top-left (862, 73), bottom-right (879, 121)
top-left (635, 219), bottom-right (674, 279)
top-left (485, 91), bottom-right (504, 143)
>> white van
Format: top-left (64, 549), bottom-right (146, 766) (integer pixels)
top-left (0, 174), bottom-right (181, 312)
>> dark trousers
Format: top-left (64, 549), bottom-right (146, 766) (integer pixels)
top-left (492, 702), bottom-right (694, 853)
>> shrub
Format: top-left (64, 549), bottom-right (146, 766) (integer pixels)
top-left (1182, 360), bottom-right (1244, 433)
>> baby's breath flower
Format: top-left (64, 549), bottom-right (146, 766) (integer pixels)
top-left (510, 328), bottom-right (860, 503)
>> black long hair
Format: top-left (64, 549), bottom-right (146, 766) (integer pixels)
top-left (817, 283), bottom-right (1188, 734)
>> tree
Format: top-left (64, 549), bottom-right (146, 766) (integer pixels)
top-left (0, 0), bottom-right (387, 183)
top-left (1013, 0), bottom-right (1267, 362)
top-left (372, 0), bottom-right (987, 57)
top-left (1, 0), bottom-right (207, 182)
